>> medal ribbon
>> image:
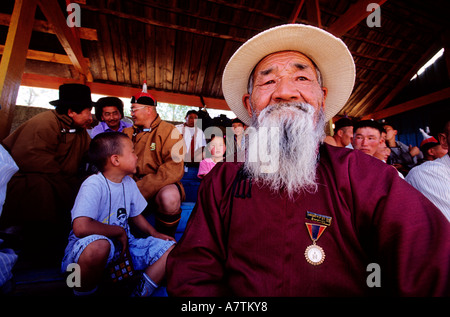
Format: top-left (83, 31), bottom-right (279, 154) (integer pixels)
top-left (305, 223), bottom-right (327, 242)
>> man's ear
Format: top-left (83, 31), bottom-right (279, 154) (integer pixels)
top-left (438, 133), bottom-right (448, 150)
top-left (320, 87), bottom-right (328, 111)
top-left (322, 87), bottom-right (328, 102)
top-left (67, 109), bottom-right (75, 118)
top-left (242, 94), bottom-right (253, 117)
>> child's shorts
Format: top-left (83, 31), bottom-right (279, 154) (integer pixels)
top-left (61, 234), bottom-right (175, 272)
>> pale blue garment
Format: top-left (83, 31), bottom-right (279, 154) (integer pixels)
top-left (0, 145), bottom-right (18, 217)
top-left (0, 239), bottom-right (18, 290)
top-left (0, 145), bottom-right (19, 291)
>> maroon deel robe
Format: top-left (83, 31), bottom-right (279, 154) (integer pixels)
top-left (167, 144), bottom-right (450, 296)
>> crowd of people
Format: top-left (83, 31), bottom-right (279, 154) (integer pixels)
top-left (0, 23), bottom-right (449, 297)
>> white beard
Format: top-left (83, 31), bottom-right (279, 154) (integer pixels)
top-left (244, 102), bottom-right (325, 199)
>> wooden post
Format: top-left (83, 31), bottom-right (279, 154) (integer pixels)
top-left (0, 0), bottom-right (37, 141)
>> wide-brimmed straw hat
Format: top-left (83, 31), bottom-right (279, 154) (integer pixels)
top-left (222, 24), bottom-right (355, 126)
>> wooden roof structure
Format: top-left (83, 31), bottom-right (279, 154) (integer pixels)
top-left (1, 0), bottom-right (449, 140)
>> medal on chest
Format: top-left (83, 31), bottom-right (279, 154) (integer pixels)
top-left (304, 223), bottom-right (327, 265)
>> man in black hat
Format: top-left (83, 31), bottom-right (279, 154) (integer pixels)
top-left (324, 117), bottom-right (354, 148)
top-left (0, 83), bottom-right (93, 258)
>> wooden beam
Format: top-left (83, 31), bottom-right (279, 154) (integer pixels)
top-left (0, 13), bottom-right (98, 41)
top-left (442, 31), bottom-right (450, 78)
top-left (328, 0), bottom-right (388, 37)
top-left (81, 4), bottom-right (248, 43)
top-left (306, 0), bottom-right (322, 28)
top-left (0, 45), bottom-right (90, 66)
top-left (0, 0), bottom-right (37, 140)
top-left (38, 0), bottom-right (93, 82)
top-left (362, 87), bottom-right (450, 120)
top-left (20, 73), bottom-right (231, 111)
top-left (289, 0), bottom-right (305, 23)
top-left (372, 43), bottom-right (442, 113)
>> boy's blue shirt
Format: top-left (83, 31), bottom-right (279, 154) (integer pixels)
top-left (69, 173), bottom-right (147, 239)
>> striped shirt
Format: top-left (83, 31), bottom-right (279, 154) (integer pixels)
top-left (0, 145), bottom-right (19, 287)
top-left (0, 145), bottom-right (18, 217)
top-left (406, 154), bottom-right (450, 221)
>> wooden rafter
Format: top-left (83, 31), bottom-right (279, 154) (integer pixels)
top-left (372, 43), bottom-right (442, 113)
top-left (362, 87), bottom-right (450, 120)
top-left (289, 0), bottom-right (305, 23)
top-left (20, 73), bottom-right (230, 111)
top-left (0, 45), bottom-right (90, 66)
top-left (0, 13), bottom-right (98, 41)
top-left (306, 0), bottom-right (322, 28)
top-left (0, 0), bottom-right (37, 140)
top-left (81, 4), bottom-right (248, 43)
top-left (38, 0), bottom-right (93, 82)
top-left (328, 0), bottom-right (388, 37)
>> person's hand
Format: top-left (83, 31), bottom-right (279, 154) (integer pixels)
top-left (116, 227), bottom-right (128, 256)
top-left (152, 231), bottom-right (176, 242)
top-left (409, 145), bottom-right (420, 157)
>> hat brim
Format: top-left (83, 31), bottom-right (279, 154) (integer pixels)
top-left (49, 100), bottom-right (96, 107)
top-left (222, 24), bottom-right (355, 126)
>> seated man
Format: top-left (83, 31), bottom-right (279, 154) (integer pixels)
top-left (228, 117), bottom-right (247, 162)
top-left (175, 110), bottom-right (206, 168)
top-left (123, 90), bottom-right (185, 237)
top-left (90, 96), bottom-right (132, 137)
top-left (352, 120), bottom-right (385, 156)
top-left (383, 123), bottom-right (423, 176)
top-left (418, 128), bottom-right (447, 162)
top-left (353, 120), bottom-right (404, 179)
top-left (406, 119), bottom-right (450, 221)
top-left (324, 117), bottom-right (353, 148)
top-left (167, 24), bottom-right (449, 296)
top-left (0, 84), bottom-right (93, 252)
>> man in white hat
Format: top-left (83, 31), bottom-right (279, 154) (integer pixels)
top-left (167, 24), bottom-right (449, 296)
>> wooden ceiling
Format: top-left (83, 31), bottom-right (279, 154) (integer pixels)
top-left (1, 0), bottom-right (450, 128)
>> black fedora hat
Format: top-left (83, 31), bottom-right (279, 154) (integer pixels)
top-left (49, 83), bottom-right (95, 108)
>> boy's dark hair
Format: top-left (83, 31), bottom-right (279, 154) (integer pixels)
top-left (354, 119), bottom-right (385, 135)
top-left (94, 97), bottom-right (125, 121)
top-left (185, 110), bottom-right (198, 118)
top-left (88, 132), bottom-right (130, 172)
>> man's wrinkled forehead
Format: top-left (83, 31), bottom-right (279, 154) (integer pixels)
top-left (254, 51), bottom-right (318, 75)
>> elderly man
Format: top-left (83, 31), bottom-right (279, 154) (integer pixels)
top-left (166, 24), bottom-right (449, 296)
top-left (123, 90), bottom-right (185, 237)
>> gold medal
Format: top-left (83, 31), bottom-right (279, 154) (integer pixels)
top-left (305, 223), bottom-right (327, 266)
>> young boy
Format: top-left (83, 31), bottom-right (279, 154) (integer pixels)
top-left (61, 132), bottom-right (175, 296)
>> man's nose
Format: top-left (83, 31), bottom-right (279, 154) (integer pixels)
top-left (361, 138), bottom-right (368, 146)
top-left (272, 78), bottom-right (301, 102)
